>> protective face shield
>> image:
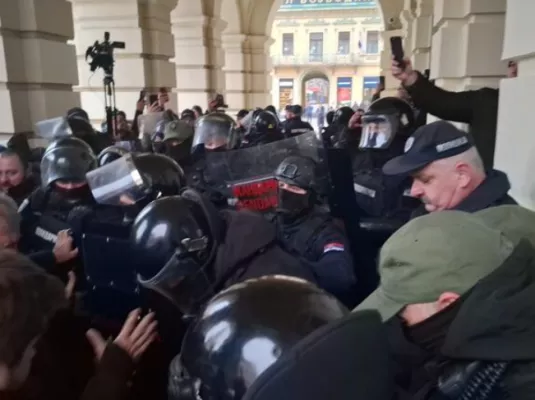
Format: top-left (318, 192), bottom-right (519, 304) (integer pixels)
top-left (40, 137), bottom-right (97, 188)
top-left (86, 153), bottom-right (150, 206)
top-left (192, 113), bottom-right (239, 152)
top-left (359, 114), bottom-right (396, 150)
top-left (138, 112), bottom-right (164, 137)
top-left (35, 117), bottom-right (73, 140)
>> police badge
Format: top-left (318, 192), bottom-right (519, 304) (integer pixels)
top-left (404, 137), bottom-right (415, 153)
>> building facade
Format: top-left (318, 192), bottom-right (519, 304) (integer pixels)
top-left (270, 0), bottom-right (383, 111)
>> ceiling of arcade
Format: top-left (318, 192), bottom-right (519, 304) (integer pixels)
top-left (172, 0), bottom-right (405, 38)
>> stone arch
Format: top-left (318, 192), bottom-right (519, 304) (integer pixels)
top-left (259, 0), bottom-right (391, 38)
top-left (299, 69), bottom-right (330, 107)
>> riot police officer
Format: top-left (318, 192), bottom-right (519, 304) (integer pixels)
top-left (168, 276), bottom-right (347, 400)
top-left (180, 108), bottom-right (196, 126)
top-left (274, 155), bottom-right (356, 306)
top-left (97, 145), bottom-right (129, 166)
top-left (329, 106), bottom-right (361, 150)
top-left (19, 137), bottom-right (97, 253)
top-left (351, 97), bottom-right (418, 220)
top-left (188, 113), bottom-right (241, 207)
top-left (131, 188), bottom-right (317, 316)
top-left (87, 152), bottom-right (186, 213)
top-left (349, 97), bottom-right (420, 288)
top-left (192, 112), bottom-right (240, 153)
top-left (71, 152), bottom-right (186, 320)
top-left (281, 105), bottom-right (314, 138)
top-left (241, 110), bottom-right (283, 148)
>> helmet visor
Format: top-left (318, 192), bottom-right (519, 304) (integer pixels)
top-left (359, 114), bottom-right (396, 150)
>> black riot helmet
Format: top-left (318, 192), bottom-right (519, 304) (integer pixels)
top-left (326, 110), bottom-right (335, 125)
top-left (265, 105), bottom-right (277, 115)
top-left (40, 136), bottom-right (97, 188)
top-left (168, 276), bottom-right (348, 400)
top-left (275, 156), bottom-right (318, 216)
top-left (192, 112), bottom-right (239, 152)
top-left (287, 104), bottom-right (303, 118)
top-left (332, 106), bottom-right (355, 127)
top-left (275, 155), bottom-right (318, 192)
top-left (246, 110), bottom-right (280, 142)
top-left (180, 109), bottom-right (196, 127)
top-left (132, 153), bottom-right (186, 198)
top-left (181, 109), bottom-right (195, 120)
top-left (360, 97), bottom-right (415, 150)
top-left (97, 145), bottom-right (129, 166)
top-left (131, 189), bottom-right (223, 314)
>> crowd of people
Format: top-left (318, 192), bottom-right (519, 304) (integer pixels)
top-left (0, 54), bottom-right (532, 400)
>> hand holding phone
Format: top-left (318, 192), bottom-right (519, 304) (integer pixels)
top-left (390, 36), bottom-right (405, 69)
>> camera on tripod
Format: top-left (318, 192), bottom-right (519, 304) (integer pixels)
top-left (85, 31), bottom-right (125, 76)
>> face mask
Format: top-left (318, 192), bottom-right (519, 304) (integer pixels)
top-left (166, 142), bottom-right (191, 162)
top-left (56, 184), bottom-right (92, 206)
top-left (277, 188), bottom-right (310, 216)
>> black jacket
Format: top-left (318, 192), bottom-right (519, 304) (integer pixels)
top-left (405, 71), bottom-right (499, 169)
top-left (411, 169), bottom-right (516, 219)
top-left (214, 209), bottom-right (317, 287)
top-left (281, 117), bottom-right (314, 138)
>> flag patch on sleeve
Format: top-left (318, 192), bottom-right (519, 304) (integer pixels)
top-left (323, 242), bottom-right (345, 254)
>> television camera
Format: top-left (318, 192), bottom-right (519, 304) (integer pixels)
top-left (85, 32), bottom-right (126, 136)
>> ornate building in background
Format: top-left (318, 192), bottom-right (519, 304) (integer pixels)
top-left (270, 0), bottom-right (383, 110)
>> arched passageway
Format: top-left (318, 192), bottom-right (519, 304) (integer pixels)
top-left (301, 72), bottom-right (330, 109)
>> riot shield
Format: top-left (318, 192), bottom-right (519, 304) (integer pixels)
top-left (204, 131), bottom-right (329, 214)
top-left (138, 112), bottom-right (164, 138)
top-left (86, 153), bottom-right (150, 205)
top-left (35, 116), bottom-right (72, 140)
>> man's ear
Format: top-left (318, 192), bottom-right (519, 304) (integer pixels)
top-left (454, 162), bottom-right (473, 189)
top-left (437, 292), bottom-right (460, 312)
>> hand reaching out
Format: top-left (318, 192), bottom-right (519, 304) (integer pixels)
top-left (86, 309), bottom-right (158, 362)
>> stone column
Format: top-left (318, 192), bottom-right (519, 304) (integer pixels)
top-left (222, 33), bottom-right (247, 112)
top-left (430, 0), bottom-right (506, 93)
top-left (172, 15), bottom-right (226, 111)
top-left (0, 0), bottom-right (79, 138)
top-left (410, 0), bottom-right (433, 72)
top-left (222, 34), bottom-right (272, 112)
top-left (246, 35), bottom-right (273, 109)
top-left (495, 0), bottom-right (535, 209)
top-left (399, 0), bottom-right (416, 55)
top-left (379, 28), bottom-right (404, 98)
top-left (71, 0), bottom-right (178, 123)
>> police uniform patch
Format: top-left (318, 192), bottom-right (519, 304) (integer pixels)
top-left (404, 137), bottom-right (415, 153)
top-left (323, 242), bottom-right (345, 254)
